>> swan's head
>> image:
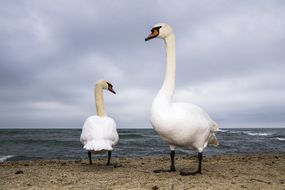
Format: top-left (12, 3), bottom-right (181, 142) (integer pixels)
top-left (96, 80), bottom-right (116, 94)
top-left (145, 23), bottom-right (173, 41)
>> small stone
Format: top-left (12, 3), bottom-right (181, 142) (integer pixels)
top-left (15, 170), bottom-right (24, 174)
top-left (113, 163), bottom-right (122, 168)
top-left (152, 185), bottom-right (159, 190)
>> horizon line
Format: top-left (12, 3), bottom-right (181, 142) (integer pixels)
top-left (0, 127), bottom-right (284, 129)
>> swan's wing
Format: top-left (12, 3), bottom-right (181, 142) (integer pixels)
top-left (80, 116), bottom-right (119, 151)
top-left (103, 117), bottom-right (119, 146)
top-left (80, 116), bottom-right (104, 145)
top-left (209, 119), bottom-right (219, 132)
top-left (171, 102), bottom-right (219, 148)
top-left (172, 102), bottom-right (219, 131)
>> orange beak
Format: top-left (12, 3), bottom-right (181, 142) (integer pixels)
top-left (145, 29), bottom-right (159, 41)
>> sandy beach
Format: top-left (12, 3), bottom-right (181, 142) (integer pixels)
top-left (1, 154), bottom-right (284, 190)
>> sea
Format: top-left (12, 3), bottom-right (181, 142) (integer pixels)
top-left (0, 128), bottom-right (284, 163)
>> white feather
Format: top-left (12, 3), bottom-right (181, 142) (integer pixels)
top-left (80, 80), bottom-right (119, 154)
top-left (80, 115), bottom-right (119, 153)
top-left (149, 23), bottom-right (219, 153)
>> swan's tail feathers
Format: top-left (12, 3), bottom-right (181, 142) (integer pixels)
top-left (210, 120), bottom-right (219, 133)
top-left (208, 133), bottom-right (219, 147)
top-left (83, 140), bottom-right (113, 152)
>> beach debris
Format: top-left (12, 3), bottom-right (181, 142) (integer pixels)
top-left (15, 170), bottom-right (24, 174)
top-left (250, 178), bottom-right (271, 184)
top-left (152, 185), bottom-right (159, 190)
top-left (113, 163), bottom-right (122, 168)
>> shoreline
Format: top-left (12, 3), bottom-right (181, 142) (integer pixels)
top-left (2, 152), bottom-right (285, 162)
top-left (1, 154), bottom-right (284, 189)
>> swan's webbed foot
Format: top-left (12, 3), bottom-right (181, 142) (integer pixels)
top-left (154, 150), bottom-right (176, 173)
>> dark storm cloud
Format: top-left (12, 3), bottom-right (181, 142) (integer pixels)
top-left (0, 0), bottom-right (285, 128)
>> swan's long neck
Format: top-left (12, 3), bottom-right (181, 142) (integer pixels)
top-left (159, 34), bottom-right (176, 101)
top-left (95, 84), bottom-right (105, 117)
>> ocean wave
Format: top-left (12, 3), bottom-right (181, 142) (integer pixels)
top-left (177, 149), bottom-right (192, 154)
top-left (2, 139), bottom-right (78, 144)
top-left (0, 155), bottom-right (15, 163)
top-left (119, 133), bottom-right (156, 138)
top-left (220, 130), bottom-right (272, 137)
top-left (275, 137), bottom-right (285, 141)
top-left (221, 130), bottom-right (244, 134)
top-left (245, 132), bottom-right (272, 136)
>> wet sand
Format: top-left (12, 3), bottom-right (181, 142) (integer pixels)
top-left (1, 154), bottom-right (284, 190)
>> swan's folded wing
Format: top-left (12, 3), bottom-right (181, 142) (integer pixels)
top-left (208, 133), bottom-right (219, 147)
top-left (173, 102), bottom-right (219, 128)
top-left (103, 117), bottom-right (119, 146)
top-left (80, 116), bottom-right (104, 145)
top-left (209, 120), bottom-right (219, 132)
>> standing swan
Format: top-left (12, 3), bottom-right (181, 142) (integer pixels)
top-left (145, 23), bottom-right (219, 176)
top-left (80, 80), bottom-right (119, 165)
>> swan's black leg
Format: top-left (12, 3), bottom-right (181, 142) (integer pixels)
top-left (170, 150), bottom-right (176, 171)
top-left (88, 151), bottom-right (92, 165)
top-left (180, 152), bottom-right (203, 176)
top-left (197, 152), bottom-right (202, 174)
top-left (154, 150), bottom-right (176, 173)
top-left (107, 151), bottom-right (111, 166)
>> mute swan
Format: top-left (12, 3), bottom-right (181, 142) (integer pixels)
top-left (80, 80), bottom-right (119, 165)
top-left (145, 23), bottom-right (219, 176)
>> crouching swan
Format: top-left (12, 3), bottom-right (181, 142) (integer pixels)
top-left (145, 23), bottom-right (219, 176)
top-left (80, 80), bottom-right (119, 165)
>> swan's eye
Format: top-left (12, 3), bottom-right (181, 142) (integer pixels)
top-left (151, 28), bottom-right (155, 33)
top-left (151, 26), bottom-right (162, 33)
top-left (107, 82), bottom-right (112, 88)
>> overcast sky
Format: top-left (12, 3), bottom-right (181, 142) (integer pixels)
top-left (0, 0), bottom-right (285, 128)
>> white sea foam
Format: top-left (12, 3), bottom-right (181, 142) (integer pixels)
top-left (221, 130), bottom-right (273, 136)
top-left (276, 137), bottom-right (285, 141)
top-left (218, 129), bottom-right (228, 132)
top-left (226, 130), bottom-right (244, 134)
top-left (0, 155), bottom-right (14, 163)
top-left (245, 132), bottom-right (272, 136)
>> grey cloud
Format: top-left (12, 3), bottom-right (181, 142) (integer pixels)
top-left (0, 0), bottom-right (285, 128)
